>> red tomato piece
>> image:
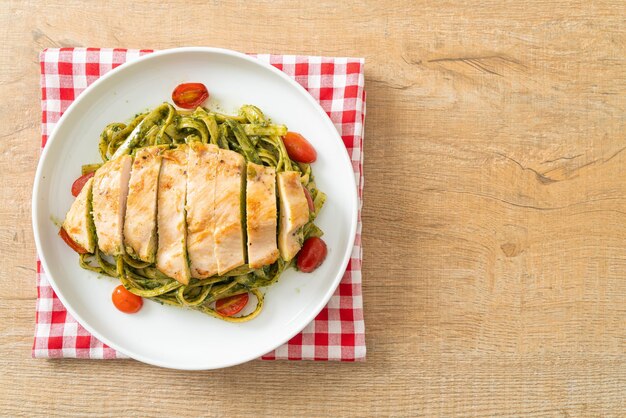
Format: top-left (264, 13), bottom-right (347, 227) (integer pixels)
top-left (215, 293), bottom-right (250, 317)
top-left (297, 237), bottom-right (328, 273)
top-left (282, 132), bottom-right (317, 163)
top-left (58, 227), bottom-right (88, 254)
top-left (112, 285), bottom-right (143, 314)
top-left (172, 83), bottom-right (209, 109)
top-left (302, 186), bottom-right (315, 213)
top-left (71, 171), bottom-right (95, 197)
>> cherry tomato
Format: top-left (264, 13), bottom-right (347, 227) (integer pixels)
top-left (302, 186), bottom-right (315, 213)
top-left (282, 132), bottom-right (317, 163)
top-left (58, 227), bottom-right (88, 254)
top-left (71, 171), bottom-right (95, 197)
top-left (172, 83), bottom-right (209, 109)
top-left (297, 237), bottom-right (328, 273)
top-left (112, 285), bottom-right (143, 314)
top-left (215, 293), bottom-right (249, 317)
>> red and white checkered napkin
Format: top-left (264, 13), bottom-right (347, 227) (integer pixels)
top-left (34, 48), bottom-right (366, 362)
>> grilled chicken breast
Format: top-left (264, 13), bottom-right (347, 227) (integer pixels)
top-left (92, 155), bottom-right (133, 256)
top-left (277, 171), bottom-right (309, 261)
top-left (156, 146), bottom-right (191, 285)
top-left (68, 139), bottom-right (319, 282)
top-left (246, 163), bottom-right (279, 268)
top-left (214, 148), bottom-right (246, 275)
top-left (62, 177), bottom-right (96, 253)
top-left (186, 142), bottom-right (219, 278)
top-left (123, 146), bottom-right (164, 263)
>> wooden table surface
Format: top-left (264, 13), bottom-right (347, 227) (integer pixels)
top-left (1, 1), bottom-right (625, 416)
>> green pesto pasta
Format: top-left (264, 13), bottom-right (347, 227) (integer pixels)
top-left (80, 103), bottom-right (325, 322)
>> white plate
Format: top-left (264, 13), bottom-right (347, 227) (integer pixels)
top-left (32, 47), bottom-right (358, 370)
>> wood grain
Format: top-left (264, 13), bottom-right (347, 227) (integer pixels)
top-left (1, 0), bottom-right (625, 416)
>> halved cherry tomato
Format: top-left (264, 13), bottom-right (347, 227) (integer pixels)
top-left (282, 131), bottom-right (317, 163)
top-left (71, 171), bottom-right (95, 197)
top-left (215, 293), bottom-right (249, 317)
top-left (58, 227), bottom-right (88, 254)
top-left (302, 186), bottom-right (315, 213)
top-left (297, 237), bottom-right (327, 273)
top-left (172, 83), bottom-right (209, 109)
top-left (112, 285), bottom-right (143, 314)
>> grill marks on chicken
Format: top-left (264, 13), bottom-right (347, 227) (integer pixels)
top-left (186, 143), bottom-right (219, 278)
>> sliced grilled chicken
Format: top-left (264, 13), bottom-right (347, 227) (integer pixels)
top-left (123, 146), bottom-right (164, 262)
top-left (246, 162), bottom-right (279, 268)
top-left (92, 155), bottom-right (133, 256)
top-left (62, 177), bottom-right (96, 253)
top-left (156, 146), bottom-right (191, 285)
top-left (214, 148), bottom-right (246, 275)
top-left (277, 171), bottom-right (309, 261)
top-left (186, 142), bottom-right (219, 278)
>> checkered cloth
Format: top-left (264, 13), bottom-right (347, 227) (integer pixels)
top-left (34, 48), bottom-right (366, 362)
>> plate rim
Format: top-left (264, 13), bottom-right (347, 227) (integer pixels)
top-left (32, 46), bottom-right (359, 370)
